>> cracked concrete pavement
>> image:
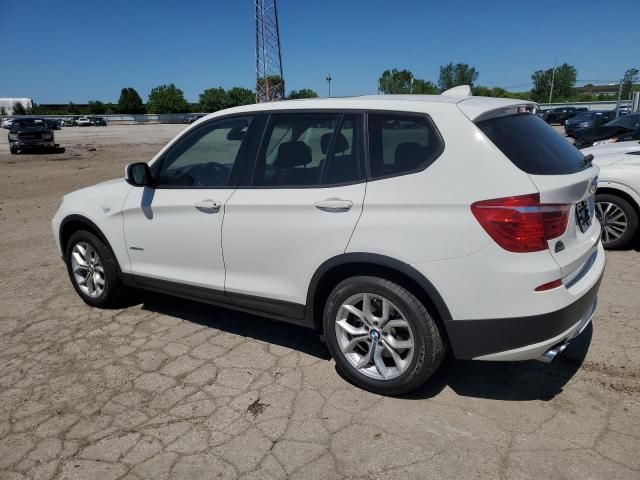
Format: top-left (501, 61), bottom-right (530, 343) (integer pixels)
top-left (0, 125), bottom-right (639, 479)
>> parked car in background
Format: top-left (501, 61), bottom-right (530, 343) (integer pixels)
top-left (52, 92), bottom-right (604, 394)
top-left (587, 146), bottom-right (640, 248)
top-left (542, 107), bottom-right (587, 124)
top-left (573, 113), bottom-right (640, 148)
top-left (564, 110), bottom-right (615, 138)
top-left (2, 118), bottom-right (15, 129)
top-left (8, 118), bottom-right (57, 154)
top-left (88, 116), bottom-right (107, 126)
top-left (44, 118), bottom-right (62, 130)
top-left (76, 117), bottom-right (92, 127)
top-left (592, 129), bottom-right (640, 147)
top-left (62, 116), bottom-right (80, 127)
top-left (185, 114), bottom-right (206, 124)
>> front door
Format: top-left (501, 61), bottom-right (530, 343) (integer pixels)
top-left (122, 115), bottom-right (255, 294)
top-left (222, 112), bottom-right (366, 314)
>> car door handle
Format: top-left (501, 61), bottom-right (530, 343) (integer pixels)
top-left (315, 198), bottom-right (353, 213)
top-left (194, 199), bottom-right (221, 213)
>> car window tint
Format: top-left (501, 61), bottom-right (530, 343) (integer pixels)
top-left (367, 113), bottom-right (443, 179)
top-left (156, 117), bottom-right (252, 188)
top-left (253, 113), bottom-right (362, 187)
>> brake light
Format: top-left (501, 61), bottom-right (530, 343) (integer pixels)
top-left (471, 193), bottom-right (570, 253)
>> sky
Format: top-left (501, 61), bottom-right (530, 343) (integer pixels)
top-left (0, 0), bottom-right (638, 104)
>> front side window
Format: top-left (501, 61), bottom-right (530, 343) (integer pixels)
top-left (367, 113), bottom-right (444, 179)
top-left (252, 113), bottom-right (362, 187)
top-left (155, 116), bottom-right (252, 187)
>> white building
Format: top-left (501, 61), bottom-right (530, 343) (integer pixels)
top-left (0, 98), bottom-right (33, 115)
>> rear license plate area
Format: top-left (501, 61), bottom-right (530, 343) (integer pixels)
top-left (576, 200), bottom-right (592, 233)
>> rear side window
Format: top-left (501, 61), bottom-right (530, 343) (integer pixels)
top-left (477, 114), bottom-right (588, 175)
top-left (367, 113), bottom-right (443, 179)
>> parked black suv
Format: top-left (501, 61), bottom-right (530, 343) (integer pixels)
top-left (542, 107), bottom-right (588, 124)
top-left (573, 113), bottom-right (640, 148)
top-left (564, 110), bottom-right (615, 138)
top-left (8, 118), bottom-right (57, 154)
top-left (88, 116), bottom-right (107, 126)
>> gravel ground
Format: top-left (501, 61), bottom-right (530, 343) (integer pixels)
top-left (0, 124), bottom-right (638, 480)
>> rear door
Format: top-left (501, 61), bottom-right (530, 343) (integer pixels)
top-left (222, 112), bottom-right (366, 314)
top-left (477, 113), bottom-right (600, 280)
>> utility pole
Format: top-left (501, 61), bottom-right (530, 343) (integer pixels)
top-left (548, 59), bottom-right (557, 104)
top-left (326, 74), bottom-right (332, 97)
top-left (616, 77), bottom-right (623, 117)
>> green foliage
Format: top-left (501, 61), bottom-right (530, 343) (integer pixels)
top-left (12, 102), bottom-right (27, 115)
top-left (199, 86), bottom-right (255, 112)
top-left (288, 88), bottom-right (318, 99)
top-left (117, 87), bottom-right (145, 114)
top-left (146, 84), bottom-right (190, 114)
top-left (88, 100), bottom-right (107, 115)
top-left (472, 85), bottom-right (528, 99)
top-left (227, 87), bottom-right (255, 106)
top-left (0, 106), bottom-right (6, 116)
top-left (622, 67), bottom-right (639, 99)
top-left (530, 63), bottom-right (577, 103)
top-left (438, 63), bottom-right (479, 90)
top-left (378, 69), bottom-right (438, 94)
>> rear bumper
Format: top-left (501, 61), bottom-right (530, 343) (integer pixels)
top-left (445, 271), bottom-right (602, 361)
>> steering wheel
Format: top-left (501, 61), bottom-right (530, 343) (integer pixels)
top-left (193, 162), bottom-right (229, 187)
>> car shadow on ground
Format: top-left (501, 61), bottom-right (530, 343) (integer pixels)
top-left (138, 291), bottom-right (331, 360)
top-left (407, 323), bottom-right (593, 402)
top-left (12, 147), bottom-right (66, 155)
top-left (136, 291), bottom-right (592, 400)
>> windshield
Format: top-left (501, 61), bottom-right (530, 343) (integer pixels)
top-left (13, 119), bottom-right (46, 128)
top-left (605, 114), bottom-right (640, 130)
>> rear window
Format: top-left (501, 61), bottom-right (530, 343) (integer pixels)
top-left (477, 113), bottom-right (588, 175)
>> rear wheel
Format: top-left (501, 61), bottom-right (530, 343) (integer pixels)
top-left (10, 146), bottom-right (18, 154)
top-left (595, 193), bottom-right (639, 249)
top-left (65, 230), bottom-right (127, 307)
top-left (323, 276), bottom-right (445, 395)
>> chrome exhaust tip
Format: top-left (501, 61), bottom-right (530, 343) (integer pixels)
top-left (538, 343), bottom-right (568, 364)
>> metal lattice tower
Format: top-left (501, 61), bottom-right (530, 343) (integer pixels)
top-left (255, 0), bottom-right (285, 103)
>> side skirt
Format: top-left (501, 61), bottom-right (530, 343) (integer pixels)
top-left (120, 273), bottom-right (314, 329)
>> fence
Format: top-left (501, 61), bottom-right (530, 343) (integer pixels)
top-left (538, 100), bottom-right (633, 111)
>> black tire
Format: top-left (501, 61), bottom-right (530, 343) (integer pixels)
top-left (10, 146), bottom-right (17, 154)
top-left (595, 193), bottom-right (639, 249)
top-left (323, 276), bottom-right (445, 395)
top-left (64, 230), bottom-right (126, 308)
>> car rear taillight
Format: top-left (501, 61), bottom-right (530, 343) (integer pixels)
top-left (471, 193), bottom-right (570, 253)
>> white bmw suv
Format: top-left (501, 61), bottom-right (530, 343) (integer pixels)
top-left (52, 89), bottom-right (605, 395)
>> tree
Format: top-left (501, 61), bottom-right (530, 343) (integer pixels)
top-left (530, 63), bottom-right (577, 103)
top-left (227, 87), bottom-right (255, 107)
top-left (0, 106), bottom-right (6, 116)
top-left (621, 67), bottom-right (639, 99)
top-left (378, 69), bottom-right (414, 94)
top-left (88, 100), bottom-right (107, 115)
top-left (12, 102), bottom-right (27, 115)
top-left (199, 87), bottom-right (231, 112)
top-left (117, 87), bottom-right (145, 114)
top-left (411, 79), bottom-right (439, 94)
top-left (438, 63), bottom-right (479, 90)
top-left (288, 88), bottom-right (318, 99)
top-left (146, 84), bottom-right (190, 114)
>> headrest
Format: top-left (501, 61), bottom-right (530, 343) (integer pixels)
top-left (273, 141), bottom-right (312, 168)
top-left (320, 133), bottom-right (349, 155)
top-left (395, 142), bottom-right (423, 170)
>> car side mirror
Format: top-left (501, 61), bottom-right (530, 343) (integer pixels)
top-left (126, 162), bottom-right (154, 187)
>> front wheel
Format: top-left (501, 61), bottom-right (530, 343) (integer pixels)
top-left (595, 194), bottom-right (639, 249)
top-left (10, 146), bottom-right (18, 154)
top-left (323, 276), bottom-right (445, 395)
top-left (65, 230), bottom-right (127, 307)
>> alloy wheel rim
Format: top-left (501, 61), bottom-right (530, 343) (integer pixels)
top-left (596, 202), bottom-right (627, 244)
top-left (71, 242), bottom-right (105, 298)
top-left (335, 293), bottom-right (414, 380)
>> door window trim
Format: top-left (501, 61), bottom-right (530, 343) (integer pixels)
top-left (150, 113), bottom-right (262, 190)
top-left (364, 110), bottom-right (445, 182)
top-left (241, 110), bottom-right (367, 190)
